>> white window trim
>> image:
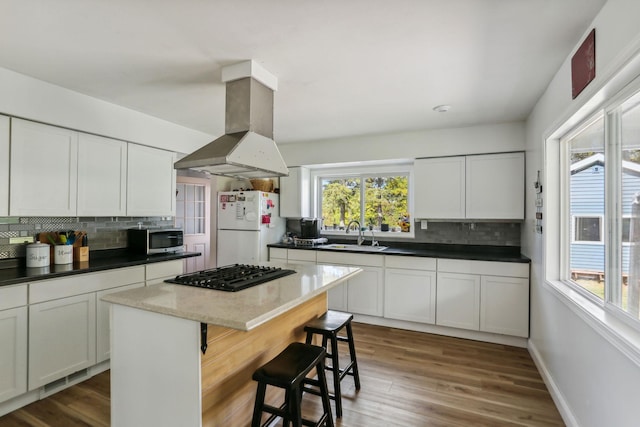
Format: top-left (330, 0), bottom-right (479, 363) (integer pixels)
top-left (311, 163), bottom-right (415, 239)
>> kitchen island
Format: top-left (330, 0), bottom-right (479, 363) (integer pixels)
top-left (102, 262), bottom-right (361, 427)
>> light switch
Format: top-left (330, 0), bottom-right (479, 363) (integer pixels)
top-left (420, 220), bottom-right (428, 230)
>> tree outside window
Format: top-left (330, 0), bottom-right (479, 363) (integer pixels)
top-left (320, 174), bottom-right (409, 232)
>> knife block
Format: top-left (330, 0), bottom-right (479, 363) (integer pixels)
top-left (74, 246), bottom-right (89, 262)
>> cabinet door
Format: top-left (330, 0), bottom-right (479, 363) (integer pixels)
top-left (465, 152), bottom-right (524, 219)
top-left (436, 272), bottom-right (480, 330)
top-left (384, 268), bottom-right (436, 324)
top-left (127, 144), bottom-right (176, 216)
top-left (328, 282), bottom-right (348, 312)
top-left (279, 166), bottom-right (310, 218)
top-left (347, 266), bottom-right (384, 316)
top-left (414, 157), bottom-right (465, 219)
top-left (28, 294), bottom-right (96, 390)
top-left (269, 248), bottom-right (287, 261)
top-left (96, 283), bottom-right (144, 363)
top-left (77, 133), bottom-right (127, 216)
top-left (480, 275), bottom-right (529, 337)
top-left (0, 306), bottom-right (27, 403)
top-left (146, 260), bottom-right (184, 286)
top-left (287, 249), bottom-right (317, 264)
top-left (0, 115), bottom-right (9, 216)
top-left (10, 119), bottom-right (78, 216)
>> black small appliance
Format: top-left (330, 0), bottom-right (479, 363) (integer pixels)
top-left (300, 218), bottom-right (321, 239)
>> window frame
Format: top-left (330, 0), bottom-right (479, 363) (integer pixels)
top-left (311, 163), bottom-right (414, 239)
top-left (556, 75), bottom-right (640, 327)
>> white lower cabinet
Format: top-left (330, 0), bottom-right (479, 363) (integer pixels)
top-left (145, 260), bottom-right (184, 286)
top-left (28, 266), bottom-right (145, 390)
top-left (317, 252), bottom-right (383, 316)
top-left (327, 282), bottom-right (348, 312)
top-left (436, 272), bottom-right (481, 330)
top-left (480, 275), bottom-right (529, 337)
top-left (384, 257), bottom-right (437, 324)
top-left (0, 284), bottom-right (28, 403)
top-left (271, 248), bottom-right (529, 339)
top-left (286, 249), bottom-right (317, 265)
top-left (346, 266), bottom-right (384, 316)
top-left (268, 248), bottom-right (287, 261)
top-left (96, 283), bottom-right (144, 363)
top-left (28, 293), bottom-right (97, 390)
top-left (436, 259), bottom-right (529, 337)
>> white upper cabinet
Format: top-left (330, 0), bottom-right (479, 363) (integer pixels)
top-left (465, 152), bottom-right (524, 219)
top-left (77, 133), bottom-right (127, 216)
top-left (279, 166), bottom-right (310, 218)
top-left (0, 115), bottom-right (9, 216)
top-left (414, 152), bottom-right (524, 220)
top-left (126, 143), bottom-right (177, 216)
top-left (10, 118), bottom-right (78, 216)
top-left (414, 156), bottom-right (465, 219)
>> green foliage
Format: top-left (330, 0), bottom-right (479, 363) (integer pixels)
top-left (321, 175), bottom-right (409, 230)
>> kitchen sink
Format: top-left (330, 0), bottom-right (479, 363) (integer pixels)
top-left (318, 244), bottom-right (388, 252)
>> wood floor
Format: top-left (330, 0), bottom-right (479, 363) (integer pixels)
top-left (0, 323), bottom-right (564, 427)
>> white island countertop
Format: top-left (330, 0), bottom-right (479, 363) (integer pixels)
top-left (102, 262), bottom-right (361, 330)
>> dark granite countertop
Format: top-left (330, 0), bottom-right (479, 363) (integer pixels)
top-left (0, 249), bottom-right (201, 287)
top-left (268, 241), bottom-right (529, 263)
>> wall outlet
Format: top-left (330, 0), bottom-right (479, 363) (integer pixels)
top-left (420, 220), bottom-right (428, 230)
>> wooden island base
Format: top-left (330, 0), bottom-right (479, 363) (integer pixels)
top-left (106, 263), bottom-right (361, 427)
top-left (201, 293), bottom-right (327, 426)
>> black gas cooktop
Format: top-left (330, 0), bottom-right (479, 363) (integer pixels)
top-left (165, 264), bottom-right (296, 292)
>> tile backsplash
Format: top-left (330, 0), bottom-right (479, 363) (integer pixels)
top-left (288, 220), bottom-right (521, 247)
top-left (0, 216), bottom-right (174, 259)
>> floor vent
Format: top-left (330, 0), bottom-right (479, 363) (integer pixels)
top-left (41, 369), bottom-right (90, 398)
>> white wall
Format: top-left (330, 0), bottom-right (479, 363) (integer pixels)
top-left (0, 67), bottom-right (211, 153)
top-left (524, 0), bottom-right (640, 426)
top-left (279, 121), bottom-right (525, 166)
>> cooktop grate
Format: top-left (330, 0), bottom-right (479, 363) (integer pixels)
top-left (165, 264), bottom-right (296, 292)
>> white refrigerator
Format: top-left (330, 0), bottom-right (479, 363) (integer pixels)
top-left (216, 191), bottom-right (285, 266)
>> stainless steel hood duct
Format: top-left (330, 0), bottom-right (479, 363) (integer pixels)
top-left (174, 61), bottom-right (289, 178)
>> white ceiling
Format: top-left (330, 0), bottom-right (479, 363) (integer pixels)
top-left (0, 0), bottom-right (606, 145)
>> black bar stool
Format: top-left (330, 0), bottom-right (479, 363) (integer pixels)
top-left (304, 310), bottom-right (361, 418)
top-left (251, 342), bottom-right (334, 427)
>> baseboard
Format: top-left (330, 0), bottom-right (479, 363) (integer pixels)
top-left (528, 340), bottom-right (579, 427)
top-left (353, 314), bottom-right (528, 348)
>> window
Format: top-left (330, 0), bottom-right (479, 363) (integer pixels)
top-left (565, 115), bottom-right (605, 299)
top-left (175, 183), bottom-right (206, 235)
top-left (560, 84), bottom-right (640, 318)
top-left (317, 170), bottom-right (410, 234)
top-left (573, 216), bottom-right (603, 242)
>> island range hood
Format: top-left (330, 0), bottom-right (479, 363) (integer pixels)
top-left (174, 61), bottom-right (289, 178)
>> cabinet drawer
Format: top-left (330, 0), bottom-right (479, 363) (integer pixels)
top-left (437, 259), bottom-right (529, 278)
top-left (146, 260), bottom-right (183, 281)
top-left (269, 248), bottom-right (288, 260)
top-left (287, 249), bottom-right (317, 262)
top-left (385, 256), bottom-right (436, 271)
top-left (317, 251), bottom-right (383, 267)
top-left (0, 284), bottom-right (27, 310)
top-left (30, 266), bottom-right (145, 304)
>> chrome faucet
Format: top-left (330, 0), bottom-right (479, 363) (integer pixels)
top-left (370, 229), bottom-right (379, 246)
top-left (345, 220), bottom-right (365, 245)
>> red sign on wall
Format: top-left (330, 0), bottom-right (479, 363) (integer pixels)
top-left (571, 29), bottom-right (596, 99)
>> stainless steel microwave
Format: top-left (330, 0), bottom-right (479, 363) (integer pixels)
top-left (128, 228), bottom-right (184, 255)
